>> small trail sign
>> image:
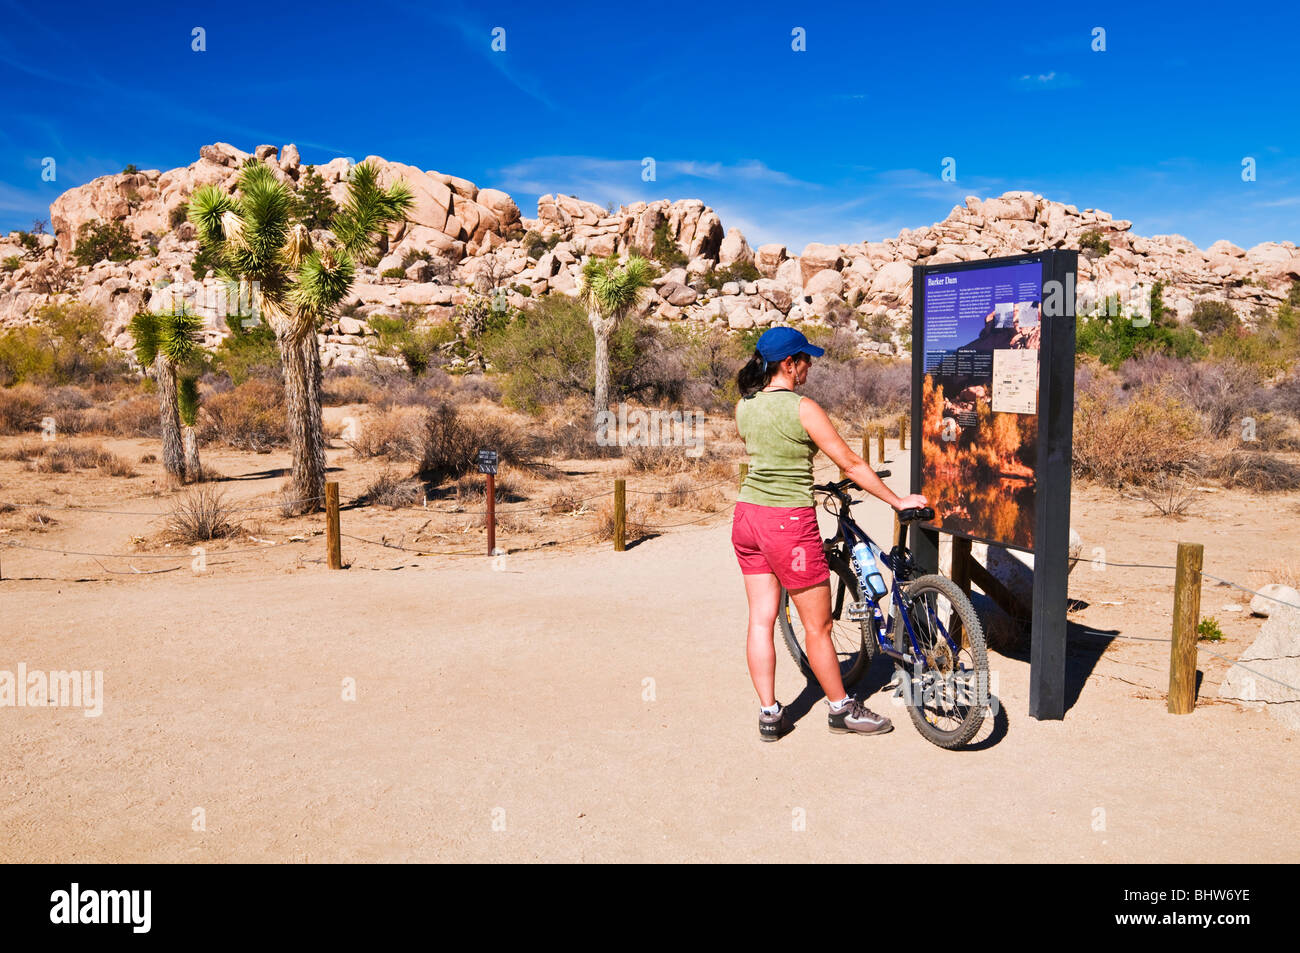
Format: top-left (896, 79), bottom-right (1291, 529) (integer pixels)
top-left (476, 449), bottom-right (498, 475)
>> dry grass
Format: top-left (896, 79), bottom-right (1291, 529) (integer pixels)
top-left (165, 486), bottom-right (239, 543)
top-left (1132, 473), bottom-right (1197, 518)
top-left (199, 380), bottom-right (286, 451)
top-left (358, 470), bottom-right (425, 509)
top-left (1200, 450), bottom-right (1300, 491)
top-left (1073, 390), bottom-right (1206, 486)
top-left (15, 441), bottom-right (136, 477)
top-left (592, 498), bottom-right (648, 542)
top-left (346, 407), bottom-right (424, 459)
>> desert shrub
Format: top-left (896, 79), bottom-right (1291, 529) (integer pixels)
top-left (667, 325), bottom-right (745, 410)
top-left (165, 486), bottom-right (238, 543)
top-left (106, 396), bottom-right (161, 437)
top-left (401, 248), bottom-right (432, 268)
top-left (415, 401), bottom-right (537, 484)
top-left (1190, 299), bottom-right (1238, 335)
top-left (2, 256), bottom-right (19, 272)
top-left (346, 407), bottom-right (423, 459)
top-left (199, 379), bottom-right (287, 450)
top-left (649, 220), bottom-right (687, 268)
top-left (523, 230), bottom-right (562, 260)
top-left (703, 259), bottom-right (762, 292)
top-left (367, 310), bottom-right (456, 377)
top-left (357, 470), bottom-right (425, 508)
top-left (1119, 356), bottom-right (1263, 438)
top-left (73, 219), bottom-right (135, 267)
top-left (212, 315), bottom-right (280, 384)
top-left (802, 356), bottom-right (910, 419)
top-left (0, 385), bottom-right (43, 433)
top-left (483, 296), bottom-right (676, 413)
top-left (533, 398), bottom-right (620, 459)
top-left (26, 442), bottom-right (135, 477)
top-left (1078, 230), bottom-right (1110, 257)
top-left (1073, 389), bottom-right (1206, 485)
top-left (0, 302), bottom-right (127, 386)
top-left (450, 373), bottom-right (502, 405)
top-left (323, 370), bottom-right (382, 406)
top-left (1076, 308), bottom-right (1204, 368)
top-left (1199, 450), bottom-right (1300, 491)
top-left (381, 267), bottom-right (406, 280)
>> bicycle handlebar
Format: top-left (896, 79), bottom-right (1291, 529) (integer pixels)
top-left (813, 479), bottom-right (934, 523)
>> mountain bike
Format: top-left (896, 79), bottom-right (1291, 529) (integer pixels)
top-left (776, 475), bottom-right (990, 749)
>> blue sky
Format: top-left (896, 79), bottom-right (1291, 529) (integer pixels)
top-left (2, 0), bottom-right (1296, 252)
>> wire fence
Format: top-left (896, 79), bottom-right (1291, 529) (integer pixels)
top-left (2, 461), bottom-right (1296, 701)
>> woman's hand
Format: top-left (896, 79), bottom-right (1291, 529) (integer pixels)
top-left (893, 493), bottom-right (929, 511)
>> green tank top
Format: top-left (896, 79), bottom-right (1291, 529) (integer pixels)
top-left (736, 389), bottom-right (817, 507)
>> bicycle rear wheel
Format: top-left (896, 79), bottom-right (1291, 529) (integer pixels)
top-left (893, 574), bottom-right (989, 749)
top-left (778, 554), bottom-right (873, 688)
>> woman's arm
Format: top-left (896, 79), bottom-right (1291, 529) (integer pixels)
top-left (799, 397), bottom-right (928, 510)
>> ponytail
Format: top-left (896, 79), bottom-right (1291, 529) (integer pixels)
top-left (737, 350), bottom-right (771, 396)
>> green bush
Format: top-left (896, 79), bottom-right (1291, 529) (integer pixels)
top-left (122, 163), bottom-right (139, 175)
top-left (381, 267), bottom-right (406, 279)
top-left (368, 307), bottom-right (456, 377)
top-left (169, 203), bottom-right (190, 229)
top-left (0, 301), bottom-right (126, 386)
top-left (291, 166), bottom-right (339, 230)
top-left (1197, 617), bottom-right (1224, 642)
top-left (73, 219), bottom-right (136, 267)
top-left (523, 230), bottom-right (561, 260)
top-left (1190, 299), bottom-right (1238, 335)
top-left (1078, 230), bottom-right (1110, 257)
top-left (212, 315), bottom-right (280, 384)
top-left (704, 259), bottom-right (761, 291)
top-left (1077, 305), bottom-right (1205, 369)
top-left (2, 256), bottom-right (19, 272)
top-left (400, 248), bottom-right (431, 268)
top-left (650, 220), bottom-right (688, 268)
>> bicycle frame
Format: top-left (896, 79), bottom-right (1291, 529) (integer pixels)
top-left (818, 485), bottom-right (958, 674)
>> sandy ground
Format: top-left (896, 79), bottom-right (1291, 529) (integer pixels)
top-left (1, 432), bottom-right (1297, 863)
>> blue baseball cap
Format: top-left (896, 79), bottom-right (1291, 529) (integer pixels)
top-left (756, 326), bottom-right (824, 362)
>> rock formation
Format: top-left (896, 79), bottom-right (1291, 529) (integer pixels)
top-left (3, 144), bottom-right (1297, 368)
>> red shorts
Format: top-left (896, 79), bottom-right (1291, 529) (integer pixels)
top-left (731, 501), bottom-right (830, 590)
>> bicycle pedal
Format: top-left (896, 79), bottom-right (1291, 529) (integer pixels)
top-left (847, 601), bottom-right (871, 621)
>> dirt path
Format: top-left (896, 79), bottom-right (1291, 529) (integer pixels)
top-left (1, 463), bottom-right (1295, 862)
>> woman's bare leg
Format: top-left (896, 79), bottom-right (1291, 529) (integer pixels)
top-left (789, 580), bottom-right (848, 702)
top-left (742, 572), bottom-right (782, 707)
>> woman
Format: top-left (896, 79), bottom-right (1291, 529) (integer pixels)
top-left (732, 326), bottom-right (927, 741)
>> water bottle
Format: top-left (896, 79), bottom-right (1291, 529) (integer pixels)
top-left (851, 541), bottom-right (888, 599)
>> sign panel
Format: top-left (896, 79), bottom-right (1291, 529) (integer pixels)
top-left (476, 449), bottom-right (498, 475)
top-left (917, 257), bottom-right (1043, 551)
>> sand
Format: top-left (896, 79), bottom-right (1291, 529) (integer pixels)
top-left (1, 434), bottom-right (1296, 862)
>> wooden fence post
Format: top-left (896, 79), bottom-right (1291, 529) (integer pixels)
top-left (1168, 541), bottom-right (1204, 714)
top-left (861, 433), bottom-right (870, 465)
top-left (899, 415), bottom-right (908, 451)
top-left (614, 478), bottom-right (626, 552)
top-left (876, 427), bottom-right (885, 462)
top-left (325, 481), bottom-right (342, 570)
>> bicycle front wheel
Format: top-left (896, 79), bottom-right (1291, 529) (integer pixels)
top-left (778, 554), bottom-right (873, 688)
top-left (893, 574), bottom-right (989, 749)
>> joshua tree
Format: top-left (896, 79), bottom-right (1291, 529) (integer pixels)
top-left (188, 161), bottom-right (412, 512)
top-left (579, 254), bottom-right (653, 414)
top-left (129, 305), bottom-right (203, 484)
top-left (178, 374), bottom-right (203, 479)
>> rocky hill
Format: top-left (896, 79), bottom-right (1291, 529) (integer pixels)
top-left (1, 141), bottom-right (1297, 368)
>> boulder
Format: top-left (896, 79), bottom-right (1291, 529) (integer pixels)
top-left (755, 243), bottom-right (787, 278)
top-left (718, 228), bottom-right (753, 267)
top-left (1250, 584), bottom-right (1300, 617)
top-left (658, 281), bottom-right (698, 307)
top-left (1219, 606), bottom-right (1300, 730)
top-left (869, 260), bottom-right (913, 299)
top-left (799, 243), bottom-right (843, 285)
top-left (804, 268), bottom-right (843, 298)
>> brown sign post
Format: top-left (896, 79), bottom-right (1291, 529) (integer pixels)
top-left (477, 449), bottom-right (498, 555)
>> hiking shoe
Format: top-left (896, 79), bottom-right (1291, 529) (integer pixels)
top-left (827, 697), bottom-right (893, 735)
top-left (759, 704), bottom-right (791, 742)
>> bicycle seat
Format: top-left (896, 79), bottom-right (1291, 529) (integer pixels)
top-left (897, 506), bottom-right (935, 523)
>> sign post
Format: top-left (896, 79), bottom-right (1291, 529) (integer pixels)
top-left (910, 250), bottom-right (1077, 720)
top-left (476, 449), bottom-right (498, 556)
